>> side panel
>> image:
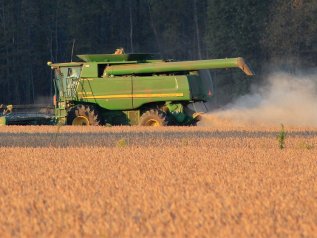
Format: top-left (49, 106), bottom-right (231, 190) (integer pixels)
top-left (80, 62), bottom-right (98, 78)
top-left (132, 75), bottom-right (190, 109)
top-left (77, 77), bottom-right (132, 110)
top-left (188, 70), bottom-right (213, 101)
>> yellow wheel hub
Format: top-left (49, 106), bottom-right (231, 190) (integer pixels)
top-left (145, 119), bottom-right (160, 126)
top-left (72, 116), bottom-right (89, 126)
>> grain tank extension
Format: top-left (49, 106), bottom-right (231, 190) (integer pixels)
top-left (47, 51), bottom-right (254, 126)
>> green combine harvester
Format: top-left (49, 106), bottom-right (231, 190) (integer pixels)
top-left (0, 49), bottom-right (254, 126)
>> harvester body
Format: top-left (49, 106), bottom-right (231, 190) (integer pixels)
top-left (1, 51), bottom-right (254, 126)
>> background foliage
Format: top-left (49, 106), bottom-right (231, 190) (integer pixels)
top-left (0, 0), bottom-right (316, 104)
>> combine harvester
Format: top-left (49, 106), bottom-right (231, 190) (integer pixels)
top-left (0, 49), bottom-right (254, 126)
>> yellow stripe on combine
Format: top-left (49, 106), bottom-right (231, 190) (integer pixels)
top-left (134, 93), bottom-right (184, 98)
top-left (81, 93), bottom-right (184, 99)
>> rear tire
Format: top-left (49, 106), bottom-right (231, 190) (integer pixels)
top-left (67, 104), bottom-right (102, 126)
top-left (139, 109), bottom-right (169, 126)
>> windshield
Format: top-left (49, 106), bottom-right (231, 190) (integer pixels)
top-left (54, 66), bottom-right (82, 99)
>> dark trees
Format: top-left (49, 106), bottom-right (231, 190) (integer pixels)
top-left (0, 0), bottom-right (315, 104)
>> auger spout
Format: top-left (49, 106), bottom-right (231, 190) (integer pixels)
top-left (104, 57), bottom-right (254, 76)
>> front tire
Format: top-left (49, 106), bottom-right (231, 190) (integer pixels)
top-left (139, 109), bottom-right (169, 126)
top-left (67, 104), bottom-right (102, 126)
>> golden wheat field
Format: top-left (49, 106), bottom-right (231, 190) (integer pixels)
top-left (0, 125), bottom-right (317, 237)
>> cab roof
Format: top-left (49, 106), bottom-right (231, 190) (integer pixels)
top-left (49, 62), bottom-right (83, 68)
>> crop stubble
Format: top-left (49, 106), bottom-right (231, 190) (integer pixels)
top-left (0, 126), bottom-right (316, 237)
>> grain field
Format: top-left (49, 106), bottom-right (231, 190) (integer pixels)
top-left (0, 126), bottom-right (316, 237)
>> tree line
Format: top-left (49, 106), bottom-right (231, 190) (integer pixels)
top-left (0, 0), bottom-right (316, 104)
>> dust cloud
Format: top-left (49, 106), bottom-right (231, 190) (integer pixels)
top-left (34, 96), bottom-right (53, 105)
top-left (200, 72), bottom-right (317, 127)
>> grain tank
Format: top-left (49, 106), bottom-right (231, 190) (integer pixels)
top-left (47, 51), bottom-right (254, 126)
